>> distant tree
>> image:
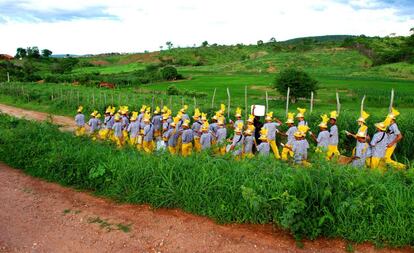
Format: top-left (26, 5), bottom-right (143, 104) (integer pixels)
top-left (273, 68), bottom-right (318, 103)
top-left (41, 49), bottom-right (53, 58)
top-left (166, 41), bottom-right (173, 50)
top-left (167, 84), bottom-right (180, 95)
top-left (26, 46), bottom-right (41, 59)
top-left (159, 46), bottom-right (163, 51)
top-left (51, 57), bottom-right (79, 74)
top-left (15, 47), bottom-right (27, 58)
top-left (269, 37), bottom-right (277, 43)
top-left (161, 66), bottom-right (178, 81)
top-left (201, 41), bottom-right (209, 47)
top-left (257, 40), bottom-right (264, 46)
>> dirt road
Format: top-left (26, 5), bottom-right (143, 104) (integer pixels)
top-left (0, 104), bottom-right (413, 252)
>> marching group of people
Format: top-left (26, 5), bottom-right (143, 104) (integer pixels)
top-left (74, 103), bottom-right (405, 170)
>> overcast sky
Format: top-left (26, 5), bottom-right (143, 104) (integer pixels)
top-left (0, 0), bottom-right (413, 55)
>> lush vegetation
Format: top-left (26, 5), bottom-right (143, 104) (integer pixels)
top-left (274, 68), bottom-right (318, 102)
top-left (0, 114), bottom-right (413, 247)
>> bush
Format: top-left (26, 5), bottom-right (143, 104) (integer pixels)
top-left (274, 68), bottom-right (318, 102)
top-left (167, 84), bottom-right (180, 95)
top-left (161, 66), bottom-right (178, 81)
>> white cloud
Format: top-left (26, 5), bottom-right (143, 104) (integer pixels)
top-left (0, 0), bottom-right (412, 55)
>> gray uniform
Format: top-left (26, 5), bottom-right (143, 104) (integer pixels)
top-left (232, 134), bottom-right (244, 156)
top-left (233, 119), bottom-right (243, 129)
top-left (370, 132), bottom-right (388, 158)
top-left (143, 123), bottom-right (154, 142)
top-left (164, 128), bottom-right (177, 147)
top-left (200, 132), bottom-right (212, 150)
top-left (75, 114), bottom-right (85, 127)
top-left (388, 123), bottom-right (401, 147)
top-left (257, 142), bottom-right (270, 156)
top-left (112, 122), bottom-right (123, 137)
top-left (293, 139), bottom-right (309, 164)
top-left (244, 135), bottom-right (254, 154)
top-left (298, 120), bottom-right (308, 127)
top-left (317, 130), bottom-right (330, 148)
top-left (286, 126), bottom-right (297, 146)
top-left (181, 114), bottom-right (190, 121)
top-left (192, 121), bottom-right (203, 137)
top-left (152, 115), bottom-right (162, 132)
top-left (127, 121), bottom-right (140, 138)
top-left (107, 116), bottom-right (115, 129)
top-left (352, 141), bottom-right (371, 167)
top-left (263, 122), bottom-right (280, 141)
top-left (88, 118), bottom-right (100, 133)
top-left (182, 129), bottom-right (194, 144)
top-left (216, 127), bottom-right (227, 145)
top-left (162, 122), bottom-right (170, 132)
top-left (103, 115), bottom-right (111, 129)
top-left (329, 125), bottom-right (339, 145)
top-left (209, 123), bottom-right (218, 137)
top-left (122, 116), bottom-right (129, 130)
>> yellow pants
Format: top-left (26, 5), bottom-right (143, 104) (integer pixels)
top-left (219, 146), bottom-right (226, 155)
top-left (122, 130), bottom-right (129, 142)
top-left (143, 141), bottom-right (154, 153)
top-left (75, 126), bottom-right (85, 136)
top-left (182, 142), bottom-right (193, 157)
top-left (176, 136), bottom-right (182, 154)
top-left (243, 153), bottom-right (254, 159)
top-left (98, 129), bottom-right (108, 140)
top-left (114, 136), bottom-right (124, 147)
top-left (384, 146), bottom-right (406, 169)
top-left (370, 157), bottom-right (387, 172)
top-left (194, 137), bottom-right (201, 152)
top-left (327, 145), bottom-right (340, 160)
top-left (154, 130), bottom-right (161, 138)
top-left (168, 146), bottom-right (176, 155)
top-left (269, 140), bottom-right (281, 159)
top-left (281, 146), bottom-right (294, 161)
top-left (129, 137), bottom-right (137, 146)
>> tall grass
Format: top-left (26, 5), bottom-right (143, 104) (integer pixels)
top-left (0, 114), bottom-right (413, 247)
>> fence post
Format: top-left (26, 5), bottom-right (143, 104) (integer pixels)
top-left (389, 88), bottom-right (394, 113)
top-left (7, 72), bottom-right (10, 83)
top-left (285, 87), bottom-right (290, 117)
top-left (244, 86), bottom-right (248, 119)
top-left (336, 91), bottom-right (341, 115)
top-left (360, 95), bottom-right (366, 115)
top-left (310, 91), bottom-right (314, 113)
top-left (193, 96), bottom-right (197, 108)
top-left (265, 91), bottom-right (269, 113)
top-left (227, 88), bottom-right (231, 120)
top-left (211, 88), bottom-right (216, 109)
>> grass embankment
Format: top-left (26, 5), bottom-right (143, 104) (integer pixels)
top-left (0, 114), bottom-right (413, 247)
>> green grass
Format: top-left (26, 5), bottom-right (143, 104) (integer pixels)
top-left (72, 62), bottom-right (146, 75)
top-left (1, 114), bottom-right (414, 247)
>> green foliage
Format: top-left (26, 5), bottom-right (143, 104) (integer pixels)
top-left (41, 49), bottom-right (53, 58)
top-left (51, 58), bottom-right (80, 74)
top-left (0, 114), bottom-right (414, 247)
top-left (167, 84), bottom-right (179, 95)
top-left (161, 66), bottom-right (178, 81)
top-left (274, 68), bottom-right (318, 101)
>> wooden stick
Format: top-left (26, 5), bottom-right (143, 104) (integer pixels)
top-left (336, 91), bottom-right (341, 115)
top-left (211, 88), bottom-right (217, 109)
top-left (151, 95), bottom-right (155, 113)
top-left (244, 86), bottom-right (248, 120)
top-left (227, 88), bottom-right (231, 120)
top-left (92, 92), bottom-right (95, 107)
top-left (181, 97), bottom-right (184, 107)
top-left (193, 96), bottom-right (197, 108)
top-left (118, 93), bottom-right (121, 106)
top-left (285, 87), bottom-right (290, 117)
top-left (265, 91), bottom-right (269, 113)
top-left (360, 95), bottom-right (366, 115)
top-left (169, 96), bottom-right (172, 109)
top-left (7, 72), bottom-right (10, 83)
top-left (161, 98), bottom-right (164, 108)
top-left (310, 91), bottom-right (314, 113)
top-left (389, 88), bottom-right (394, 113)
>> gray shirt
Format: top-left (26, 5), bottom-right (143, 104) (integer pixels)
top-left (353, 141), bottom-right (371, 167)
top-left (298, 120), bottom-right (308, 127)
top-left (216, 127), bottom-right (227, 144)
top-left (370, 132), bottom-right (388, 158)
top-left (192, 121), bottom-right (203, 137)
top-left (143, 123), bottom-right (154, 142)
top-left (200, 132), bottom-right (212, 149)
top-left (244, 135), bottom-right (254, 154)
top-left (122, 116), bottom-right (129, 130)
top-left (182, 129), bottom-right (194, 144)
top-left (286, 126), bottom-right (297, 146)
top-left (127, 121), bottom-right (140, 138)
top-left (164, 128), bottom-right (177, 147)
top-left (388, 123), bottom-right (401, 147)
top-left (317, 130), bottom-right (330, 148)
top-left (232, 134), bottom-right (244, 156)
top-left (293, 139), bottom-right (309, 163)
top-left (112, 122), bottom-right (123, 137)
top-left (233, 119), bottom-right (243, 129)
top-left (257, 142), bottom-right (270, 156)
top-left (263, 122), bottom-right (280, 141)
top-left (75, 114), bottom-right (85, 127)
top-left (107, 116), bottom-right (115, 129)
top-left (88, 118), bottom-right (100, 133)
top-left (329, 125), bottom-right (339, 145)
top-left (152, 115), bottom-right (162, 132)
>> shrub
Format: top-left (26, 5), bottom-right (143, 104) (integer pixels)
top-left (161, 66), bottom-right (178, 81)
top-left (167, 84), bottom-right (180, 95)
top-left (274, 68), bottom-right (318, 103)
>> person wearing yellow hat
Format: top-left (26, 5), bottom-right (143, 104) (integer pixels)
top-left (127, 112), bottom-right (140, 146)
top-left (163, 116), bottom-right (180, 154)
top-left (138, 105), bottom-right (146, 125)
top-left (291, 125), bottom-right (310, 166)
top-left (229, 123), bottom-right (244, 158)
top-left (180, 105), bottom-right (190, 121)
top-left (216, 119), bottom-right (227, 155)
top-left (200, 121), bottom-right (213, 150)
top-left (327, 111), bottom-right (340, 160)
top-left (243, 125), bottom-right (256, 159)
top-left (75, 106), bottom-right (86, 136)
top-left (351, 130), bottom-right (371, 168)
top-left (310, 114), bottom-right (330, 153)
top-left (384, 108), bottom-right (405, 169)
top-left (280, 112), bottom-right (297, 160)
top-left (192, 108), bottom-right (203, 152)
top-left (181, 119), bottom-right (194, 157)
top-left (88, 110), bottom-right (101, 140)
top-left (152, 106), bottom-right (163, 139)
top-left (296, 108), bottom-right (308, 126)
top-left (346, 111), bottom-right (370, 139)
top-left (263, 111), bottom-right (282, 159)
top-left (232, 107), bottom-right (243, 129)
top-left (99, 106), bottom-right (112, 140)
top-left (142, 112), bottom-right (155, 153)
top-left (112, 113), bottom-right (124, 147)
top-left (209, 112), bottom-right (220, 145)
top-left (256, 128), bottom-right (270, 156)
top-left (370, 121), bottom-right (388, 169)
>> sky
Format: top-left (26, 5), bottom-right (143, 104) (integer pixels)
top-left (0, 0), bottom-right (413, 55)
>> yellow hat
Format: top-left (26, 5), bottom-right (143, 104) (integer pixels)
top-left (330, 111), bottom-right (338, 120)
top-left (193, 108), bottom-right (201, 120)
top-left (77, 105), bottom-right (83, 113)
top-left (217, 119), bottom-right (224, 125)
top-left (357, 111), bottom-right (370, 123)
top-left (285, 112), bottom-right (295, 124)
top-left (375, 122), bottom-right (387, 131)
top-left (162, 111), bottom-right (170, 120)
top-left (182, 119), bottom-right (190, 127)
top-left (219, 104), bottom-right (226, 114)
top-left (154, 106), bottom-right (161, 114)
top-left (318, 114), bottom-right (329, 128)
top-left (90, 110), bottom-right (98, 117)
top-left (356, 130), bottom-right (367, 138)
top-left (114, 113), bottom-right (121, 121)
top-left (143, 112), bottom-right (151, 123)
top-left (296, 108), bottom-right (306, 118)
top-left (259, 128), bottom-right (268, 141)
top-left (201, 113), bottom-right (207, 121)
top-left (235, 107), bottom-right (242, 118)
top-left (180, 105), bottom-right (188, 113)
top-left (294, 131), bottom-right (303, 138)
top-left (387, 107), bottom-right (400, 120)
top-left (105, 106), bottom-right (112, 114)
top-left (145, 106), bottom-right (151, 113)
top-left (212, 111), bottom-right (221, 121)
top-left (140, 105), bottom-right (147, 113)
top-left (297, 125), bottom-right (310, 137)
top-left (247, 114), bottom-right (255, 123)
top-left (161, 106), bottom-right (168, 114)
top-left (244, 125), bottom-right (255, 135)
top-left (201, 121), bottom-right (209, 131)
top-left (118, 106), bottom-right (129, 115)
top-left (235, 122), bottom-right (243, 133)
top-left (130, 111), bottom-right (139, 121)
top-left (170, 116), bottom-right (180, 127)
top-left (265, 111), bottom-right (273, 121)
top-left (110, 106), bottom-right (116, 115)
